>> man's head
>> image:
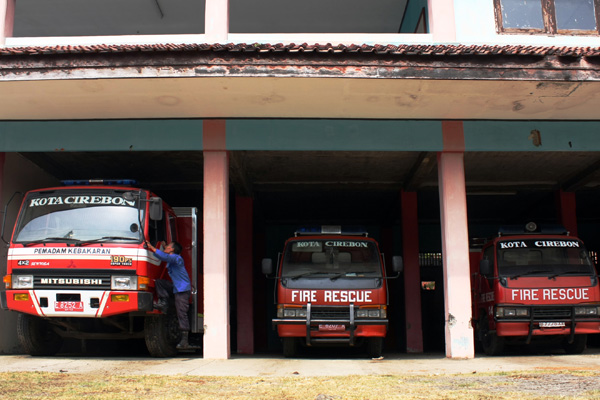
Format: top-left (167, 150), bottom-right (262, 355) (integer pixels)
top-left (164, 241), bottom-right (182, 255)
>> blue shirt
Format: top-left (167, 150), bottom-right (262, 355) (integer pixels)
top-left (154, 249), bottom-right (191, 293)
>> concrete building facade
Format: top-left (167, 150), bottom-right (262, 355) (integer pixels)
top-left (1, 0), bottom-right (600, 359)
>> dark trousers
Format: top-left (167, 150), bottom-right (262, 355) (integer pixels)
top-left (155, 279), bottom-right (190, 331)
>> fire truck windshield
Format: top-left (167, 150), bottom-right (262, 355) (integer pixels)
top-left (496, 239), bottom-right (595, 278)
top-left (13, 190), bottom-right (143, 243)
top-left (281, 239), bottom-right (382, 279)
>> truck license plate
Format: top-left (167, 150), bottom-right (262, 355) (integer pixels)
top-left (55, 301), bottom-right (84, 312)
top-left (318, 324), bottom-right (345, 332)
top-left (539, 322), bottom-right (565, 328)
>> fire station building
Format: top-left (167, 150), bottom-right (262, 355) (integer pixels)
top-left (1, 0), bottom-right (600, 359)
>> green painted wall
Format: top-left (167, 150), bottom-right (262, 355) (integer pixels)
top-left (1, 119), bottom-right (600, 152)
top-left (463, 121), bottom-right (600, 151)
top-left (0, 120), bottom-right (203, 152)
top-left (226, 120), bottom-right (443, 151)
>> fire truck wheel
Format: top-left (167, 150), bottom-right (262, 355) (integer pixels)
top-left (144, 313), bottom-right (179, 358)
top-left (16, 313), bottom-right (63, 356)
top-left (481, 317), bottom-right (505, 356)
top-left (282, 338), bottom-right (297, 358)
top-left (366, 338), bottom-right (383, 358)
top-left (563, 335), bottom-right (587, 354)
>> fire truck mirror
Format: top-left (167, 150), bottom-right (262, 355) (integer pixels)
top-left (262, 258), bottom-right (273, 275)
top-left (480, 259), bottom-right (493, 276)
top-left (149, 198), bottom-right (163, 221)
top-left (392, 256), bottom-right (404, 274)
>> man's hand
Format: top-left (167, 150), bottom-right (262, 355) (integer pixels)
top-left (145, 241), bottom-right (156, 252)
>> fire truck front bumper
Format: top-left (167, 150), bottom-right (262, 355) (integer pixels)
top-left (3, 290), bottom-right (154, 317)
top-left (273, 303), bottom-right (388, 346)
top-left (494, 304), bottom-right (600, 343)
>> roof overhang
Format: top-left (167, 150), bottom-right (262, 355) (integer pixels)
top-left (1, 43), bottom-right (600, 120)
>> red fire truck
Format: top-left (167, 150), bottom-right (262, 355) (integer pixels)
top-left (471, 222), bottom-right (600, 355)
top-left (1, 180), bottom-right (202, 357)
top-left (263, 226), bottom-right (402, 357)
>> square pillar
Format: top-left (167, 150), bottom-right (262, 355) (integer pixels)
top-left (203, 120), bottom-right (230, 359)
top-left (0, 0), bottom-right (15, 45)
top-left (427, 0), bottom-right (456, 41)
top-left (556, 190), bottom-right (578, 237)
top-left (401, 190), bottom-right (424, 353)
top-left (437, 121), bottom-right (474, 359)
top-left (236, 195), bottom-right (254, 354)
top-left (205, 0), bottom-right (229, 43)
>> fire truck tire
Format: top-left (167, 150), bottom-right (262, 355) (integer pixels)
top-left (144, 313), bottom-right (179, 358)
top-left (563, 335), bottom-right (587, 354)
top-left (282, 338), bottom-right (298, 358)
top-left (480, 317), bottom-right (504, 356)
top-left (16, 313), bottom-right (63, 356)
top-left (366, 338), bottom-right (383, 358)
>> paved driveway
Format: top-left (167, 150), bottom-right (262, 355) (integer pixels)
top-left (1, 349), bottom-right (599, 376)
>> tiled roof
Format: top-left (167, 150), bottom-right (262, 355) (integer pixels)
top-left (1, 43), bottom-right (600, 57)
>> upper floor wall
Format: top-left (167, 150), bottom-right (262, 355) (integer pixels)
top-left (1, 0), bottom-right (600, 48)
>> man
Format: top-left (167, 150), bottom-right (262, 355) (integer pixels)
top-left (145, 240), bottom-right (191, 350)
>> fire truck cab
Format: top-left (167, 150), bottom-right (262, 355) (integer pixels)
top-left (471, 222), bottom-right (600, 355)
top-left (1, 181), bottom-right (202, 357)
top-left (263, 226), bottom-right (402, 358)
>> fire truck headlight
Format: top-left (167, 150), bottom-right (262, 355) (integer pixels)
top-left (496, 307), bottom-right (529, 318)
top-left (357, 307), bottom-right (386, 318)
top-left (283, 309), bottom-right (298, 317)
top-left (574, 306), bottom-right (600, 316)
top-left (13, 275), bottom-right (33, 289)
top-left (111, 276), bottom-right (137, 290)
top-left (280, 307), bottom-right (306, 318)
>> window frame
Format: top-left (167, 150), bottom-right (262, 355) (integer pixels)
top-left (494, 0), bottom-right (600, 35)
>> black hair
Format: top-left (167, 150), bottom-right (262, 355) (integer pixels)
top-left (170, 241), bottom-right (182, 255)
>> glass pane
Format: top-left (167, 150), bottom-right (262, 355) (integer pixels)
top-left (230, 0), bottom-right (410, 34)
top-left (14, 0), bottom-right (205, 37)
top-left (500, 0), bottom-right (545, 29)
top-left (555, 0), bottom-right (597, 30)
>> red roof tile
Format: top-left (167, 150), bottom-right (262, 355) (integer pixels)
top-left (1, 43), bottom-right (600, 57)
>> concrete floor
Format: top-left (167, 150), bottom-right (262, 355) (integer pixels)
top-left (1, 349), bottom-right (599, 376)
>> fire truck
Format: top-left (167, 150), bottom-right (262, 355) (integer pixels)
top-left (0, 180), bottom-right (202, 357)
top-left (471, 222), bottom-right (600, 355)
top-left (262, 226), bottom-right (402, 357)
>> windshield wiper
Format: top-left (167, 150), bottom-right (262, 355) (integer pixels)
top-left (287, 272), bottom-right (331, 280)
top-left (22, 237), bottom-right (80, 247)
top-left (329, 272), bottom-right (378, 281)
top-left (547, 270), bottom-right (589, 280)
top-left (509, 270), bottom-right (551, 280)
top-left (75, 236), bottom-right (139, 246)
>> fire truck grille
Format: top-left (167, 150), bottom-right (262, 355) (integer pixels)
top-left (11, 269), bottom-right (115, 290)
top-left (532, 307), bottom-right (571, 320)
top-left (311, 307), bottom-right (349, 320)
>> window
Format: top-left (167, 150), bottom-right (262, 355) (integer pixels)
top-left (495, 0), bottom-right (600, 35)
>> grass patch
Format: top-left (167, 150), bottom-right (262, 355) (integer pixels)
top-left (0, 370), bottom-right (599, 399)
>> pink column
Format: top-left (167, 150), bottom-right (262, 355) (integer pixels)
top-left (0, 0), bottom-right (15, 45)
top-left (427, 0), bottom-right (456, 41)
top-left (401, 190), bottom-right (424, 353)
top-left (437, 121), bottom-right (474, 359)
top-left (205, 0), bottom-right (229, 43)
top-left (556, 190), bottom-right (578, 237)
top-left (203, 120), bottom-right (230, 359)
top-left (236, 195), bottom-right (254, 354)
